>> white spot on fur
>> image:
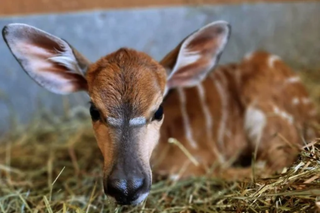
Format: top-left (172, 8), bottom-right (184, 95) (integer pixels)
top-left (255, 160), bottom-right (267, 169)
top-left (268, 55), bottom-right (280, 68)
top-left (196, 83), bottom-right (213, 141)
top-left (129, 117), bottom-right (147, 126)
top-left (107, 117), bottom-right (123, 127)
top-left (292, 97), bottom-right (300, 105)
top-left (273, 106), bottom-right (279, 114)
top-left (273, 106), bottom-right (294, 124)
top-left (245, 106), bottom-right (266, 144)
top-left (177, 88), bottom-right (198, 149)
top-left (285, 76), bottom-right (300, 84)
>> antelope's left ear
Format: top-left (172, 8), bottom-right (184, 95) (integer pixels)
top-left (160, 21), bottom-right (231, 91)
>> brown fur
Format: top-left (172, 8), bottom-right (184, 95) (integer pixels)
top-left (85, 48), bottom-right (167, 176)
top-left (152, 51), bottom-right (318, 179)
top-left (87, 48), bottom-right (166, 118)
top-left (4, 23), bottom-right (317, 199)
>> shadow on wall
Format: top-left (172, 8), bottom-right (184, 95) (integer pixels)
top-left (0, 2), bottom-right (320, 132)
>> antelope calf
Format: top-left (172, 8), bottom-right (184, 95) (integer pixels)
top-left (2, 21), bottom-right (317, 205)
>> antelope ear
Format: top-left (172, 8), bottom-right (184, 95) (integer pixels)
top-left (2, 23), bottom-right (90, 95)
top-left (161, 21), bottom-right (230, 91)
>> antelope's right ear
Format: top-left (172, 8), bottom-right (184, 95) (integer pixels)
top-left (2, 23), bottom-right (90, 95)
top-left (160, 21), bottom-right (230, 94)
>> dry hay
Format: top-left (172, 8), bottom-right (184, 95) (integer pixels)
top-left (1, 70), bottom-right (320, 213)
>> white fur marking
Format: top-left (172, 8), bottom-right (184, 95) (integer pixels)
top-left (273, 106), bottom-right (294, 124)
top-left (213, 71), bottom-right (228, 147)
top-left (292, 97), bottom-right (300, 105)
top-left (268, 55), bottom-right (280, 68)
top-left (196, 83), bottom-right (213, 141)
top-left (285, 76), bottom-right (300, 84)
top-left (244, 106), bottom-right (266, 144)
top-left (177, 88), bottom-right (198, 148)
top-left (107, 117), bottom-right (123, 127)
top-left (129, 117), bottom-right (147, 126)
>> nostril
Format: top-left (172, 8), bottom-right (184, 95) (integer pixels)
top-left (106, 177), bottom-right (147, 204)
top-left (131, 178), bottom-right (144, 193)
top-left (107, 179), bottom-right (129, 198)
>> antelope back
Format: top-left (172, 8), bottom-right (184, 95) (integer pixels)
top-left (240, 52), bottom-right (318, 170)
top-left (153, 51), bottom-right (318, 178)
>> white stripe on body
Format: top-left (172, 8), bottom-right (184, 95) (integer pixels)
top-left (196, 81), bottom-right (224, 162)
top-left (285, 76), bottom-right (300, 84)
top-left (177, 88), bottom-right (198, 149)
top-left (196, 83), bottom-right (213, 141)
top-left (268, 55), bottom-right (280, 68)
top-left (212, 70), bottom-right (229, 148)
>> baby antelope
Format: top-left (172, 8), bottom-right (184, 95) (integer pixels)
top-left (2, 21), bottom-right (316, 205)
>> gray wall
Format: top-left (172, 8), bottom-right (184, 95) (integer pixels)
top-left (0, 2), bottom-right (320, 131)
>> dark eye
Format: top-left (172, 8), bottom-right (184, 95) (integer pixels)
top-left (153, 105), bottom-right (163, 121)
top-left (90, 104), bottom-right (101, 122)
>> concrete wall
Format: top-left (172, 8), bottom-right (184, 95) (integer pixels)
top-left (0, 2), bottom-right (320, 131)
top-left (3, 0), bottom-right (317, 16)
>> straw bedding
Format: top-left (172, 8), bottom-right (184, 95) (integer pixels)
top-left (1, 70), bottom-right (320, 213)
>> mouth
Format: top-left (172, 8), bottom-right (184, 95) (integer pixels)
top-left (109, 192), bottom-right (149, 206)
top-left (128, 192), bottom-right (149, 205)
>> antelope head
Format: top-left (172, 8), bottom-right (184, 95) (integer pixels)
top-left (2, 21), bottom-right (230, 205)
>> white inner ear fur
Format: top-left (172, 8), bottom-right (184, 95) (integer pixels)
top-left (167, 21), bottom-right (230, 87)
top-left (49, 47), bottom-right (83, 75)
top-left (14, 43), bottom-right (80, 94)
top-left (172, 50), bottom-right (201, 74)
top-left (8, 24), bottom-right (83, 76)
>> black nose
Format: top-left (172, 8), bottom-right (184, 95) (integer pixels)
top-left (105, 175), bottom-right (148, 205)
